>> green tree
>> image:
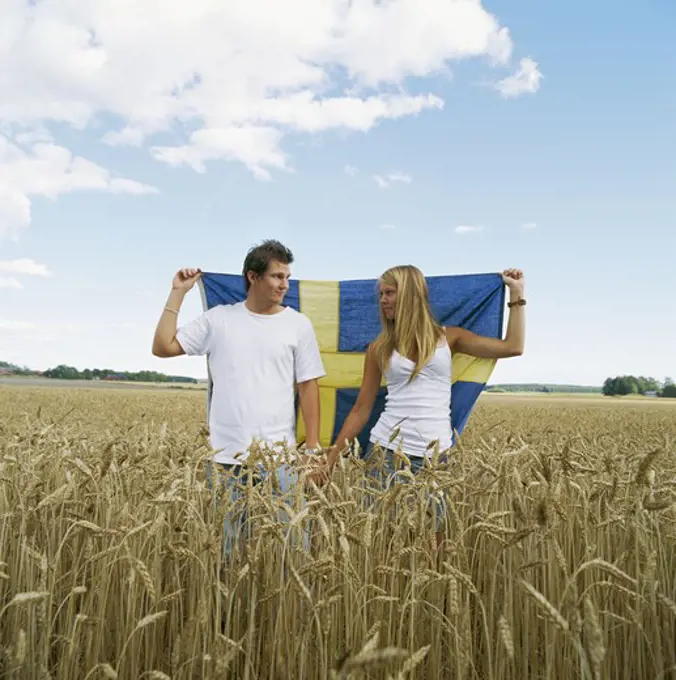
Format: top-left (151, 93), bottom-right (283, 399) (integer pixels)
top-left (615, 377), bottom-right (631, 395)
top-left (44, 365), bottom-right (81, 380)
top-left (628, 376), bottom-right (640, 394)
top-left (662, 378), bottom-right (676, 398)
top-left (602, 377), bottom-right (616, 396)
top-left (643, 377), bottom-right (661, 392)
top-left (603, 374), bottom-right (665, 396)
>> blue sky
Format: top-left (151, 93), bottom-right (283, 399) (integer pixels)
top-left (0, 0), bottom-right (674, 386)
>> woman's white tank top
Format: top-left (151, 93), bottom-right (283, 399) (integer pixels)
top-left (369, 342), bottom-right (453, 457)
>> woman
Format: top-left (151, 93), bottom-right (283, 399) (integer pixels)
top-left (323, 265), bottom-right (526, 481)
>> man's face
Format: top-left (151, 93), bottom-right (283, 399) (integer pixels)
top-left (249, 260), bottom-right (291, 303)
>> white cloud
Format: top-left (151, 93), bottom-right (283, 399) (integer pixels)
top-left (0, 319), bottom-right (83, 335)
top-left (0, 319), bottom-right (37, 331)
top-left (455, 225), bottom-right (483, 235)
top-left (344, 165), bottom-right (358, 177)
top-left (102, 127), bottom-right (145, 148)
top-left (0, 137), bottom-right (158, 239)
top-left (521, 222), bottom-right (537, 230)
top-left (13, 126), bottom-right (54, 146)
top-left (0, 1), bottom-right (525, 196)
top-left (495, 58), bottom-right (543, 98)
top-left (333, 0), bottom-right (513, 86)
top-left (152, 127), bottom-right (288, 181)
top-left (379, 223), bottom-right (397, 231)
top-left (0, 277), bottom-right (23, 289)
top-left (0, 1), bottom-right (515, 131)
top-left (374, 172), bottom-right (413, 189)
top-left (0, 0), bottom-right (536, 237)
top-left (0, 184), bottom-right (31, 240)
top-left (241, 92), bottom-right (443, 133)
top-left (0, 258), bottom-right (51, 277)
top-left (109, 178), bottom-right (159, 195)
top-left (389, 172), bottom-right (412, 184)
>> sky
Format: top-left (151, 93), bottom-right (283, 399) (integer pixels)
top-left (0, 0), bottom-right (674, 387)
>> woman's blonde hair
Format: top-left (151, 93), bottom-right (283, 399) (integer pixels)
top-left (371, 265), bottom-right (444, 381)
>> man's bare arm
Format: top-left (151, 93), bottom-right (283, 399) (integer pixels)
top-left (152, 268), bottom-right (201, 358)
top-left (297, 378), bottom-right (321, 450)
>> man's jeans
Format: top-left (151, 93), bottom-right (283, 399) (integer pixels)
top-left (204, 459), bottom-right (307, 557)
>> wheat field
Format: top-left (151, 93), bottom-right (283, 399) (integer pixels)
top-left (1, 386), bottom-right (675, 679)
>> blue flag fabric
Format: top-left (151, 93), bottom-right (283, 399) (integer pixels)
top-left (198, 272), bottom-right (505, 450)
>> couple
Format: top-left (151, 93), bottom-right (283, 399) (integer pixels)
top-left (152, 239), bottom-right (525, 534)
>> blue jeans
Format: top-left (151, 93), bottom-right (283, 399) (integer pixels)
top-left (204, 459), bottom-right (306, 557)
top-left (362, 442), bottom-right (447, 532)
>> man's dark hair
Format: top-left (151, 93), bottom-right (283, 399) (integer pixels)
top-left (242, 239), bottom-right (294, 291)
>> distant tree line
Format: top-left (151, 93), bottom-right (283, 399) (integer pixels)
top-left (602, 375), bottom-right (675, 398)
top-left (485, 383), bottom-right (601, 394)
top-left (0, 361), bottom-right (34, 375)
top-left (42, 365), bottom-right (198, 383)
top-left (1, 360), bottom-right (197, 384)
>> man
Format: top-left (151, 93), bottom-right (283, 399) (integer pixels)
top-left (152, 239), bottom-right (325, 548)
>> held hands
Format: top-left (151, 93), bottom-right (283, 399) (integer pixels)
top-left (299, 455), bottom-right (329, 487)
top-left (299, 444), bottom-right (339, 487)
top-left (502, 268), bottom-right (525, 295)
top-left (298, 444), bottom-right (330, 487)
top-left (306, 462), bottom-right (330, 487)
top-left (172, 268), bottom-right (202, 293)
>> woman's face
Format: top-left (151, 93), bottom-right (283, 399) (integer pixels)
top-left (378, 281), bottom-right (397, 320)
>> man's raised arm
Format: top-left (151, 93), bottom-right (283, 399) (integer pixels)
top-left (152, 268), bottom-right (201, 358)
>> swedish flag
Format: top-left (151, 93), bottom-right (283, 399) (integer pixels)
top-left (198, 272), bottom-right (505, 450)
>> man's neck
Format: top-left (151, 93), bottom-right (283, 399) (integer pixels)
top-left (244, 295), bottom-right (283, 316)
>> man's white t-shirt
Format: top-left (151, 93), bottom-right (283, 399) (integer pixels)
top-left (176, 302), bottom-right (325, 465)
